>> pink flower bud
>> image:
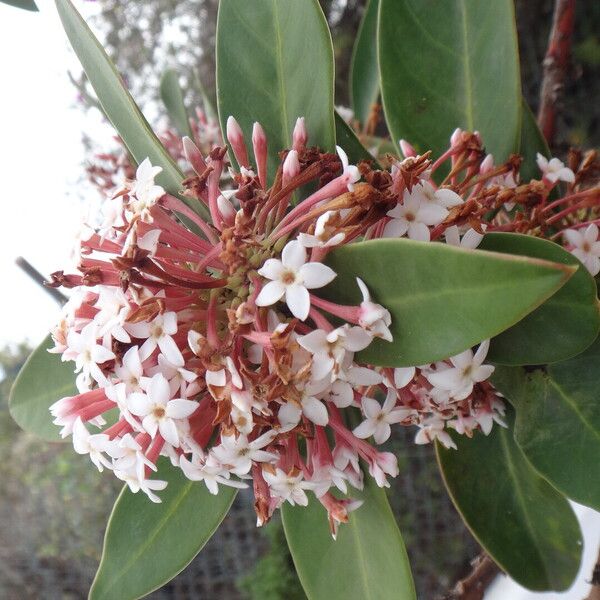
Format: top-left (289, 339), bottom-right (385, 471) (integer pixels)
top-left (226, 115), bottom-right (249, 168)
top-left (283, 149), bottom-right (300, 184)
top-left (399, 139), bottom-right (416, 158)
top-left (182, 136), bottom-right (207, 176)
top-left (292, 116), bottom-right (308, 152)
top-left (450, 127), bottom-right (463, 147)
top-left (252, 122), bottom-right (268, 188)
top-left (480, 153), bottom-right (494, 174)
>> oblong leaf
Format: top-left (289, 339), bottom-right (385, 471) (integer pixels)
top-left (323, 238), bottom-right (575, 367)
top-left (378, 0), bottom-right (521, 161)
top-left (1, 0), bottom-right (38, 10)
top-left (481, 233), bottom-right (600, 365)
top-left (9, 334), bottom-right (75, 442)
top-left (350, 0), bottom-right (380, 126)
top-left (216, 0), bottom-right (335, 180)
top-left (493, 340), bottom-right (600, 511)
top-left (90, 459), bottom-right (237, 600)
top-left (54, 0), bottom-right (196, 210)
top-left (160, 69), bottom-right (194, 138)
top-left (437, 408), bottom-right (582, 592)
top-left (282, 475), bottom-right (415, 600)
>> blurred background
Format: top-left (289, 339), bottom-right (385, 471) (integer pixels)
top-left (0, 1), bottom-right (599, 598)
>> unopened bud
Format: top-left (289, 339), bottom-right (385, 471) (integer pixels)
top-left (399, 139), bottom-right (416, 158)
top-left (292, 116), bottom-right (308, 152)
top-left (252, 122), bottom-right (268, 188)
top-left (283, 149), bottom-right (300, 183)
top-left (226, 115), bottom-right (249, 168)
top-left (479, 153), bottom-right (494, 174)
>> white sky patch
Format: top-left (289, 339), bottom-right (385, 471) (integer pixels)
top-left (0, 2), bottom-right (117, 347)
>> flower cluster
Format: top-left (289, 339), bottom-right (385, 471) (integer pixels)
top-left (49, 114), bottom-right (598, 533)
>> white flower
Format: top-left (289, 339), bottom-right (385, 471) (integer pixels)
top-left (129, 158), bottom-right (165, 220)
top-left (564, 224), bottom-right (600, 276)
top-left (262, 468), bottom-right (315, 506)
top-left (407, 180), bottom-right (463, 209)
top-left (392, 367), bottom-right (416, 389)
top-left (66, 323), bottom-right (115, 387)
top-left (72, 418), bottom-right (115, 472)
top-left (415, 417), bottom-right (457, 450)
top-left (125, 311), bottom-right (184, 366)
top-left (114, 346), bottom-right (148, 393)
top-left (356, 278), bottom-right (392, 341)
top-left (278, 380), bottom-right (331, 429)
top-left (298, 211), bottom-right (346, 248)
top-left (115, 467), bottom-right (168, 503)
top-left (536, 153), bottom-right (575, 183)
top-left (353, 390), bottom-right (415, 444)
top-left (444, 224), bottom-right (486, 249)
top-left (383, 194), bottom-right (448, 241)
top-left (426, 340), bottom-right (494, 400)
top-left (212, 431), bottom-right (277, 476)
top-left (93, 286), bottom-right (131, 345)
top-left (256, 240), bottom-right (336, 320)
top-left (179, 453), bottom-right (248, 495)
top-left (336, 145), bottom-right (361, 192)
top-left (298, 325), bottom-right (372, 381)
top-left (128, 373), bottom-right (198, 446)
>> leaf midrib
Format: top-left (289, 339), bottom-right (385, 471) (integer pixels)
top-left (458, 0), bottom-right (474, 130)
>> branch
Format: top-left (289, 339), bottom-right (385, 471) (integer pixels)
top-left (537, 0), bottom-right (577, 146)
top-left (442, 553), bottom-right (501, 600)
top-left (15, 256), bottom-right (67, 306)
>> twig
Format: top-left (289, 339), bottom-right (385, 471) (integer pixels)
top-left (442, 553), bottom-right (501, 600)
top-left (537, 0), bottom-right (577, 146)
top-left (585, 546), bottom-right (600, 600)
top-left (15, 257), bottom-right (67, 306)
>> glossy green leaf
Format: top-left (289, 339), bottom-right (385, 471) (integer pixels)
top-left (9, 334), bottom-right (75, 442)
top-left (437, 408), bottom-right (582, 591)
top-left (282, 475), bottom-right (415, 600)
top-left (323, 238), bottom-right (575, 367)
top-left (335, 112), bottom-right (378, 166)
top-left (90, 459), bottom-right (237, 600)
top-left (216, 0), bottom-right (335, 181)
top-left (481, 233), bottom-right (600, 365)
top-left (350, 0), bottom-right (380, 126)
top-left (0, 0), bottom-right (37, 10)
top-left (160, 69), bottom-right (193, 138)
top-left (53, 0), bottom-right (206, 216)
top-left (493, 339), bottom-right (600, 511)
top-left (378, 0), bottom-right (521, 161)
top-left (519, 99), bottom-right (550, 182)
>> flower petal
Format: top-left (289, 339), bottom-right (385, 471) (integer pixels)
top-left (299, 262), bottom-right (336, 289)
top-left (256, 280), bottom-right (286, 307)
top-left (285, 284), bottom-right (310, 320)
top-left (281, 240), bottom-right (306, 270)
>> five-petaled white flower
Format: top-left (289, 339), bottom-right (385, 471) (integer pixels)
top-left (128, 373), bottom-right (198, 446)
top-left (72, 418), bottom-right (115, 472)
top-left (426, 340), bottom-right (495, 400)
top-left (256, 240), bottom-right (336, 320)
top-left (383, 195), bottom-right (447, 241)
top-left (262, 468), bottom-right (315, 506)
top-left (564, 224), bottom-right (600, 276)
top-left (353, 390), bottom-right (415, 444)
top-left (536, 153), bottom-right (575, 184)
top-left (125, 311), bottom-right (184, 366)
top-left (407, 180), bottom-right (463, 209)
top-left (356, 278), bottom-right (392, 341)
top-left (66, 323), bottom-right (115, 388)
top-left (212, 431), bottom-right (277, 476)
top-left (129, 159), bottom-right (165, 221)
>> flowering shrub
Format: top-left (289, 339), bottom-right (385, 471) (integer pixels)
top-left (6, 0), bottom-right (600, 599)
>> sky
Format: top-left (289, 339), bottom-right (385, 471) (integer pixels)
top-left (0, 0), bottom-right (112, 348)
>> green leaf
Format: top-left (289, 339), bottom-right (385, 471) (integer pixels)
top-left (323, 238), bottom-right (575, 367)
top-left (9, 334), bottom-right (75, 442)
top-left (282, 475), bottom-right (415, 600)
top-left (481, 233), bottom-right (600, 365)
top-left (53, 0), bottom-right (206, 217)
top-left (216, 0), bottom-right (336, 181)
top-left (519, 99), bottom-right (550, 182)
top-left (350, 0), bottom-right (380, 126)
top-left (378, 0), bottom-right (521, 161)
top-left (0, 0), bottom-right (37, 10)
top-left (334, 112), bottom-right (378, 166)
top-left (90, 459), bottom-right (237, 600)
top-left (437, 407), bottom-right (582, 591)
top-left (160, 69), bottom-right (194, 138)
top-left (493, 339), bottom-right (600, 511)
